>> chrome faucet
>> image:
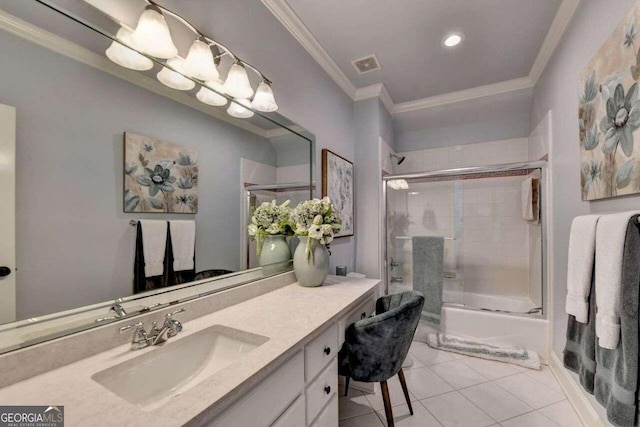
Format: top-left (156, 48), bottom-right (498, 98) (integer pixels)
top-left (94, 303), bottom-right (129, 323)
top-left (119, 308), bottom-right (185, 350)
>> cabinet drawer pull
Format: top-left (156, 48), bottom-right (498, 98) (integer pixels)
top-left (324, 346), bottom-right (331, 355)
top-left (324, 385), bottom-right (331, 395)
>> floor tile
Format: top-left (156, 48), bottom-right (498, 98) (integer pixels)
top-left (421, 391), bottom-right (494, 427)
top-left (430, 360), bottom-right (489, 389)
top-left (523, 366), bottom-right (563, 393)
top-left (339, 387), bottom-right (375, 420)
top-left (403, 354), bottom-right (426, 370)
top-left (403, 367), bottom-right (454, 400)
top-left (376, 403), bottom-right (442, 427)
top-left (538, 400), bottom-right (584, 427)
top-left (494, 373), bottom-right (565, 409)
top-left (500, 411), bottom-right (561, 427)
top-left (508, 363), bottom-right (531, 372)
top-left (461, 357), bottom-right (520, 380)
top-left (460, 382), bottom-right (533, 422)
top-left (363, 375), bottom-right (418, 411)
top-left (339, 412), bottom-right (384, 427)
top-left (410, 342), bottom-right (456, 366)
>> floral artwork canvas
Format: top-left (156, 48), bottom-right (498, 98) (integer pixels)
top-left (579, 3), bottom-right (640, 200)
top-left (322, 149), bottom-right (354, 237)
top-left (124, 132), bottom-right (198, 213)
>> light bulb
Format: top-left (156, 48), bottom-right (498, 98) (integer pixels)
top-left (157, 57), bottom-right (196, 91)
top-left (251, 81), bottom-right (278, 112)
top-left (223, 62), bottom-right (254, 99)
top-left (196, 79), bottom-right (228, 106)
top-left (442, 33), bottom-right (464, 48)
top-left (227, 98), bottom-right (254, 118)
top-left (131, 6), bottom-right (178, 59)
top-left (184, 38), bottom-right (219, 81)
top-left (105, 27), bottom-right (153, 71)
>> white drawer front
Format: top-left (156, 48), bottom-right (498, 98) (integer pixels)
top-left (213, 351), bottom-right (304, 427)
top-left (271, 394), bottom-right (305, 427)
top-left (305, 323), bottom-right (338, 382)
top-left (338, 294), bottom-right (377, 346)
top-left (310, 394), bottom-right (338, 427)
top-left (305, 358), bottom-right (338, 425)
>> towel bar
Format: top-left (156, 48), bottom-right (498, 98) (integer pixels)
top-left (395, 236), bottom-right (456, 240)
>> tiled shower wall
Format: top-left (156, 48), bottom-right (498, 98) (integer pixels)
top-left (392, 138), bottom-right (538, 301)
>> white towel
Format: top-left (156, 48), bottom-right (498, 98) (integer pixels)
top-left (140, 220), bottom-right (168, 278)
top-left (521, 177), bottom-right (534, 221)
top-left (170, 220), bottom-right (195, 272)
top-left (595, 211), bottom-right (640, 349)
top-left (565, 214), bottom-right (600, 323)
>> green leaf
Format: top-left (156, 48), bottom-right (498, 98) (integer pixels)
top-left (124, 195), bottom-right (140, 212)
top-left (617, 160), bottom-right (636, 188)
top-left (149, 197), bottom-right (164, 209)
top-left (620, 126), bottom-right (634, 156)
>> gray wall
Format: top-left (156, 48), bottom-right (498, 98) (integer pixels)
top-left (530, 1), bottom-right (637, 422)
top-left (0, 31), bottom-right (281, 319)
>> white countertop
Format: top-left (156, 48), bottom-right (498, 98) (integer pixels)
top-left (0, 276), bottom-right (380, 426)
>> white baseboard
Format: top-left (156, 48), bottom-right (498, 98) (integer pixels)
top-left (548, 352), bottom-right (606, 427)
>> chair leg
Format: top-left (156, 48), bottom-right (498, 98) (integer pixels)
top-left (398, 368), bottom-right (413, 415)
top-left (344, 376), bottom-right (350, 396)
top-left (380, 380), bottom-right (395, 427)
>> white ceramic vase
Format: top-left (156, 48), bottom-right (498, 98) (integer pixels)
top-left (293, 238), bottom-right (329, 287)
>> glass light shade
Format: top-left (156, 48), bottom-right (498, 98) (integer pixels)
top-left (184, 39), bottom-right (219, 81)
top-left (387, 179), bottom-right (409, 190)
top-left (131, 7), bottom-right (178, 59)
top-left (227, 98), bottom-right (254, 118)
top-left (157, 58), bottom-right (196, 91)
top-left (223, 63), bottom-right (254, 99)
top-left (196, 79), bottom-right (228, 106)
top-left (105, 27), bottom-right (153, 71)
top-left (251, 81), bottom-right (278, 112)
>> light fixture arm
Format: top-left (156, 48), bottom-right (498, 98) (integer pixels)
top-left (143, 0), bottom-right (271, 84)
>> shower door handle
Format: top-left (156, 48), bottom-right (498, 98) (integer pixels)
top-left (0, 267), bottom-right (11, 277)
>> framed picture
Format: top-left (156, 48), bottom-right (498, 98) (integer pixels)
top-left (322, 149), bottom-right (354, 237)
top-left (124, 132), bottom-right (199, 213)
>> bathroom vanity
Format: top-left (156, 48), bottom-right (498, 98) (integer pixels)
top-left (0, 274), bottom-right (380, 426)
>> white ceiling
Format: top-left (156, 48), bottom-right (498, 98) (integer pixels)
top-left (266, 0), bottom-right (571, 110)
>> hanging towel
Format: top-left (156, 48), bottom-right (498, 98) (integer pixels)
top-left (412, 236), bottom-right (444, 324)
top-left (169, 220), bottom-right (196, 272)
top-left (565, 215), bottom-right (600, 323)
top-left (521, 177), bottom-right (534, 221)
top-left (595, 211), bottom-right (640, 349)
top-left (140, 220), bottom-right (168, 278)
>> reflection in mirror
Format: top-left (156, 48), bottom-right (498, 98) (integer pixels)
top-left (0, 0), bottom-right (313, 354)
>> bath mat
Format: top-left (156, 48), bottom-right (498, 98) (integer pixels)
top-left (426, 333), bottom-right (541, 370)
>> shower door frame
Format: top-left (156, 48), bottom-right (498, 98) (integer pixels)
top-left (382, 160), bottom-right (548, 317)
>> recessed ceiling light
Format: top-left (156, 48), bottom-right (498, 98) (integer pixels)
top-left (442, 33), bottom-right (464, 48)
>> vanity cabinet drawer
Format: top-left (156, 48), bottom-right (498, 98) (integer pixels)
top-left (310, 394), bottom-right (338, 427)
top-left (212, 351), bottom-right (304, 427)
top-left (271, 394), bottom-right (305, 427)
top-left (305, 323), bottom-right (338, 382)
top-left (305, 358), bottom-right (338, 425)
top-left (338, 293), bottom-right (377, 346)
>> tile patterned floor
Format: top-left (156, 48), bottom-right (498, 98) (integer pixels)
top-left (338, 341), bottom-right (584, 427)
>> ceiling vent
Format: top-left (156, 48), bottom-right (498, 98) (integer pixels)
top-left (351, 54), bottom-right (382, 74)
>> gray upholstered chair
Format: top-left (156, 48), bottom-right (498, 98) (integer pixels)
top-left (338, 291), bottom-right (425, 427)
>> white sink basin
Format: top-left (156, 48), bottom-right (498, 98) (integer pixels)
top-left (92, 325), bottom-right (269, 410)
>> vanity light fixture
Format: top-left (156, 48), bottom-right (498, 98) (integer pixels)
top-left (131, 5), bottom-right (178, 59)
top-left (227, 98), bottom-right (255, 119)
top-left (104, 0), bottom-right (279, 116)
top-left (157, 57), bottom-right (196, 91)
top-left (196, 79), bottom-right (228, 106)
top-left (442, 32), bottom-right (464, 48)
top-left (105, 27), bottom-right (153, 71)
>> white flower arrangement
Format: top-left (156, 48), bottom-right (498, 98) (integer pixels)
top-left (247, 200), bottom-right (293, 257)
top-left (291, 197), bottom-right (342, 261)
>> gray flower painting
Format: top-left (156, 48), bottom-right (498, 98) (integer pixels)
top-left (322, 149), bottom-right (353, 237)
top-left (124, 132), bottom-right (198, 213)
top-left (579, 3), bottom-right (640, 200)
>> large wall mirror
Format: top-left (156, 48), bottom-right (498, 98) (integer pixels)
top-left (0, 0), bottom-right (313, 354)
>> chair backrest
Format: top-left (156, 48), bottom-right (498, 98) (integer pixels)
top-left (344, 291), bottom-right (425, 382)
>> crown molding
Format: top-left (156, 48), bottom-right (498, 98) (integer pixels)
top-left (0, 9), bottom-right (275, 139)
top-left (261, 0), bottom-right (357, 98)
top-left (263, 0), bottom-right (581, 115)
top-left (529, 0), bottom-right (581, 84)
